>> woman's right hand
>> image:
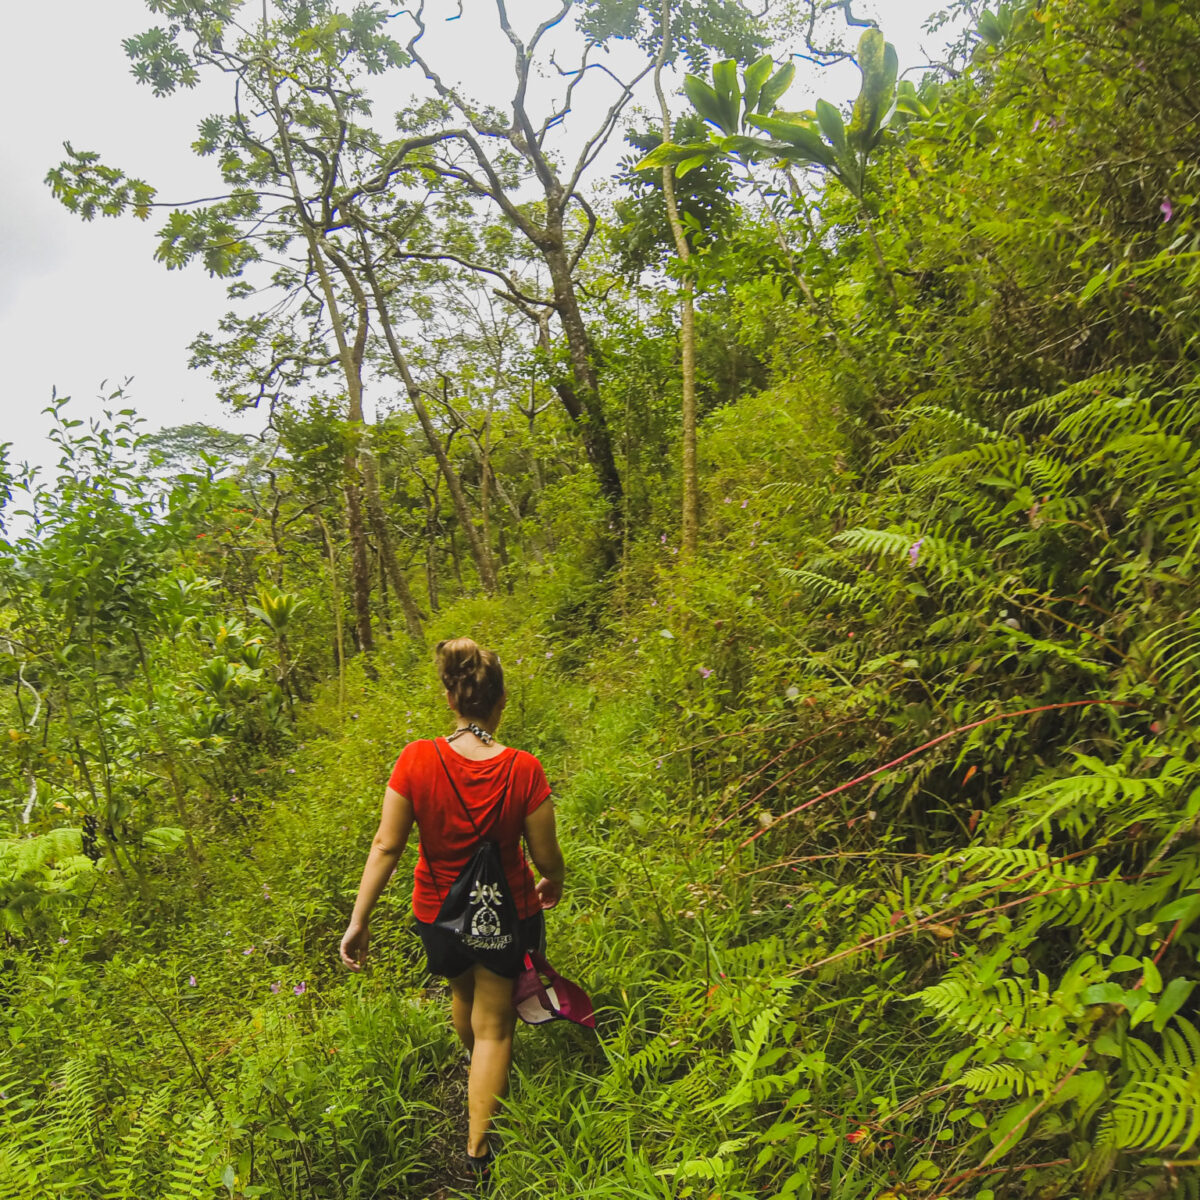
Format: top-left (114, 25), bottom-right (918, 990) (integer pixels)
top-left (339, 920), bottom-right (370, 970)
top-left (535, 877), bottom-right (562, 910)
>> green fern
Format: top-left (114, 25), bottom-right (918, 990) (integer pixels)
top-left (1101, 1071), bottom-right (1200, 1153)
top-left (777, 567), bottom-right (867, 606)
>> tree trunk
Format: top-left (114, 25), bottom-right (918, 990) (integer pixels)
top-left (361, 258), bottom-right (499, 594)
top-left (655, 0), bottom-right (700, 558)
top-left (376, 546), bottom-right (391, 634)
top-left (300, 232), bottom-right (376, 656)
top-left (543, 238), bottom-right (624, 531)
top-left (342, 466), bottom-right (375, 656)
top-left (316, 515), bottom-right (347, 715)
top-left (361, 450), bottom-right (426, 641)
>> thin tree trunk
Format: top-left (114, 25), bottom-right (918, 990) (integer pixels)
top-left (360, 257), bottom-right (498, 594)
top-left (298, 228), bottom-right (375, 656)
top-left (449, 528), bottom-right (464, 589)
top-left (377, 546), bottom-right (391, 634)
top-left (655, 0), bottom-right (699, 557)
top-left (361, 452), bottom-right (425, 641)
top-left (341, 467), bottom-right (375, 655)
top-left (543, 239), bottom-right (624, 532)
top-left (316, 516), bottom-right (347, 715)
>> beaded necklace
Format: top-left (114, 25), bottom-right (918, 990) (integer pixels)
top-left (447, 721), bottom-right (494, 745)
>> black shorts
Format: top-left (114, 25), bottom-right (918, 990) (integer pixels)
top-left (414, 911), bottom-right (546, 980)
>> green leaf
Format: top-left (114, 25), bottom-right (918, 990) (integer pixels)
top-left (1081, 982), bottom-right (1124, 1005)
top-left (1153, 893), bottom-right (1200, 926)
top-left (1141, 957), bottom-right (1163, 994)
top-left (717, 134), bottom-right (769, 157)
top-left (634, 140), bottom-right (714, 172)
top-left (1129, 998), bottom-right (1158, 1028)
top-left (676, 154), bottom-right (711, 178)
top-left (746, 115), bottom-right (835, 168)
top-left (741, 55), bottom-right (773, 114)
top-left (848, 27), bottom-right (898, 152)
top-left (142, 826), bottom-right (187, 853)
top-left (815, 99), bottom-right (847, 155)
top-left (756, 62), bottom-right (795, 113)
top-left (1080, 267), bottom-right (1110, 301)
top-left (1151, 979), bottom-right (1196, 1032)
top-left (683, 75), bottom-right (727, 131)
top-left (711, 59), bottom-right (741, 133)
top-left (978, 10), bottom-right (1004, 46)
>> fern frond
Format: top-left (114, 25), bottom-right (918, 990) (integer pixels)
top-left (1101, 1070), bottom-right (1200, 1153)
top-left (778, 568), bottom-right (867, 606)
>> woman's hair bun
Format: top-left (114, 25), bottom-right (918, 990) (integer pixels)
top-left (435, 638), bottom-right (481, 680)
top-left (435, 637), bottom-right (504, 721)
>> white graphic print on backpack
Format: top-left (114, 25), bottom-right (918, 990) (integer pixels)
top-left (468, 881), bottom-right (504, 940)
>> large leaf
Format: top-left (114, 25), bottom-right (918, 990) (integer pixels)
top-left (746, 114), bottom-right (835, 168)
top-left (711, 59), bottom-right (742, 134)
top-left (683, 75), bottom-right (728, 132)
top-left (717, 134), bottom-right (772, 158)
top-left (756, 62), bottom-right (795, 114)
top-left (815, 99), bottom-right (848, 156)
top-left (634, 140), bottom-right (716, 172)
top-left (676, 154), bottom-right (712, 178)
top-left (741, 55), bottom-right (774, 115)
top-left (848, 27), bottom-right (898, 153)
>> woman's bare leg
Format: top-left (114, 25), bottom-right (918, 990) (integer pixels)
top-left (466, 964), bottom-right (516, 1157)
top-left (448, 969), bottom-right (476, 1054)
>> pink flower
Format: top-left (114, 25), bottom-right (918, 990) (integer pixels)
top-left (294, 982), bottom-right (307, 996)
top-left (188, 975), bottom-right (197, 987)
top-left (723, 496), bottom-right (732, 504)
top-left (907, 538), bottom-right (924, 567)
top-left (243, 946), bottom-right (255, 955)
top-left (740, 499), bottom-right (748, 509)
top-left (270, 982), bottom-right (281, 994)
top-left (698, 666), bottom-right (713, 678)
top-left (1161, 196), bottom-right (1174, 222)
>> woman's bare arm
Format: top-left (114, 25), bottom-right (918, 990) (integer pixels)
top-left (524, 799), bottom-right (565, 909)
top-left (340, 786), bottom-right (414, 969)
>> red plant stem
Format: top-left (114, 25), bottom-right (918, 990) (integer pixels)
top-left (791, 872), bottom-right (1150, 977)
top-left (739, 699), bottom-right (1131, 850)
top-left (714, 745), bottom-right (839, 832)
top-left (739, 850), bottom-right (933, 877)
top-left (976, 1050), bottom-right (1087, 1175)
top-left (1134, 915), bottom-right (1183, 989)
top-left (713, 719), bottom-right (857, 832)
top-left (929, 1156), bottom-right (1073, 1196)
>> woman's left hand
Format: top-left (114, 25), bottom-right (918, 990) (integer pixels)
top-left (339, 921), bottom-right (370, 970)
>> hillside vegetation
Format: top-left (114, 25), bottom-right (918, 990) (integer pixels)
top-left (3, 1), bottom-right (1200, 1197)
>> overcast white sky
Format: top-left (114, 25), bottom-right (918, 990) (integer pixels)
top-left (1, 0), bottom-right (964, 473)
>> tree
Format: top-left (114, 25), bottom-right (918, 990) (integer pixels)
top-left (48, 0), bottom-right (427, 647)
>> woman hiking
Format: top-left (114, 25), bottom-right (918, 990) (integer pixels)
top-left (339, 637), bottom-right (565, 1184)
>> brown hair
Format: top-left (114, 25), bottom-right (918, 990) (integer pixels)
top-left (435, 637), bottom-right (505, 721)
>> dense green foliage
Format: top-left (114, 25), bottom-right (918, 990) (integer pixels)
top-left (4, 0), bottom-right (1200, 1196)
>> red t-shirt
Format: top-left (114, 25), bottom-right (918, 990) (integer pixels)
top-left (388, 737), bottom-right (552, 923)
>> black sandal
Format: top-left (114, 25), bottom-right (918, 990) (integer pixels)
top-left (466, 1143), bottom-right (494, 1188)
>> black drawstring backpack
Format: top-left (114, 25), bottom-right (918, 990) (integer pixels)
top-left (427, 740), bottom-right (523, 976)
